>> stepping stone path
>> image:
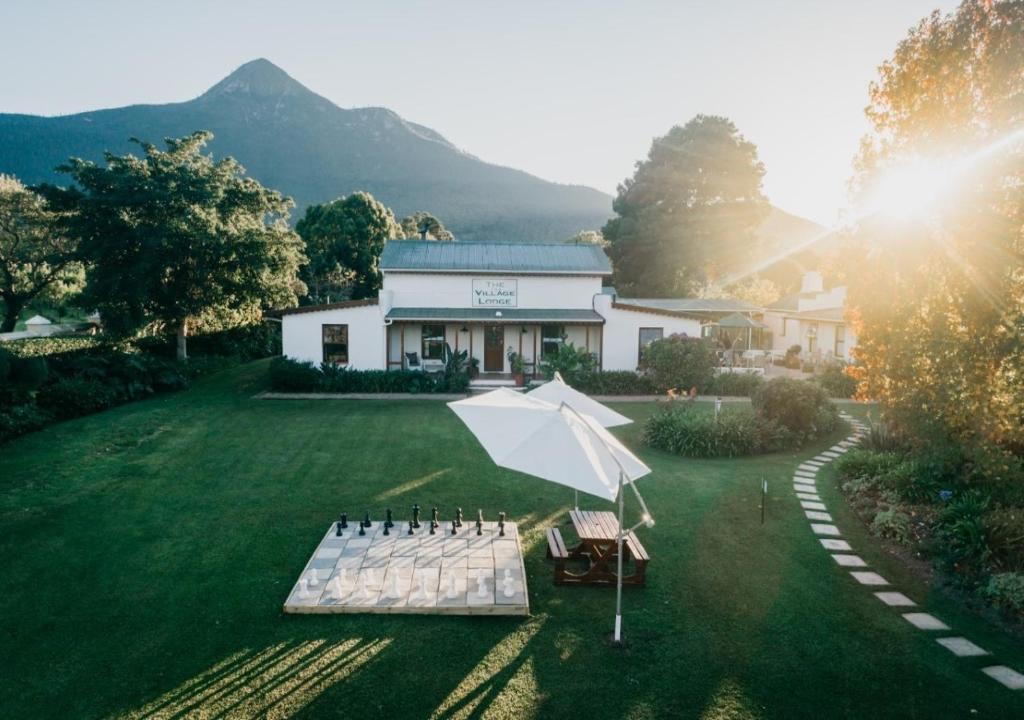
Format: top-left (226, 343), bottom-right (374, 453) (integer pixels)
top-left (786, 410), bottom-right (1023, 692)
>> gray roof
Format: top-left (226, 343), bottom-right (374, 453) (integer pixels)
top-left (380, 241), bottom-right (612, 275)
top-left (714, 312), bottom-right (769, 329)
top-left (615, 297), bottom-right (760, 313)
top-left (386, 307), bottom-right (604, 323)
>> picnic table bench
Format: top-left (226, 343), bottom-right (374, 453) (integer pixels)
top-left (544, 510), bottom-right (648, 587)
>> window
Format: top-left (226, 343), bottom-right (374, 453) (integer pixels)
top-left (322, 324), bottom-right (349, 364)
top-left (834, 324), bottom-right (846, 358)
top-left (541, 324), bottom-right (565, 357)
top-left (806, 323), bottom-right (818, 354)
top-left (782, 317), bottom-right (789, 336)
top-left (421, 324), bottom-right (445, 361)
top-left (638, 327), bottom-right (664, 364)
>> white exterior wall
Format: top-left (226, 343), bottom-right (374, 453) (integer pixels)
top-left (765, 310), bottom-right (858, 363)
top-left (282, 304), bottom-right (387, 369)
top-left (384, 273), bottom-right (603, 309)
top-left (596, 296), bottom-right (703, 371)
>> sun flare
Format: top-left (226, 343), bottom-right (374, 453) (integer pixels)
top-left (866, 158), bottom-right (959, 220)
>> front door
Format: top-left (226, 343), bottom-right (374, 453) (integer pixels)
top-left (484, 325), bottom-right (504, 372)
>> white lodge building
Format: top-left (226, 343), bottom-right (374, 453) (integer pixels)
top-left (280, 241), bottom-right (706, 375)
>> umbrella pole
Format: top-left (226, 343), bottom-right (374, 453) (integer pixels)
top-left (574, 489), bottom-right (579, 511)
top-left (614, 469), bottom-right (625, 644)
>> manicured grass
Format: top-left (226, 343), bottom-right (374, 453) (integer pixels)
top-left (1, 362), bottom-right (1021, 718)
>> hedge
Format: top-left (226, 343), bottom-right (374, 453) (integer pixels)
top-left (268, 356), bottom-right (469, 394)
top-left (644, 405), bottom-right (788, 458)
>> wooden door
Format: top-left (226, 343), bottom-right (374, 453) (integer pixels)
top-left (484, 325), bottom-right (504, 372)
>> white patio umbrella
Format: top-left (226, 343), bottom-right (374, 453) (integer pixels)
top-left (448, 388), bottom-right (654, 643)
top-left (528, 371), bottom-right (633, 509)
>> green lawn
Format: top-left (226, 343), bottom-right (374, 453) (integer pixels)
top-left (1, 361), bottom-right (1021, 719)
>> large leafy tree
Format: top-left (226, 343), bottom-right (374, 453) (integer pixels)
top-left (400, 211), bottom-right (453, 241)
top-left (848, 0), bottom-right (1024, 458)
top-left (297, 192), bottom-right (402, 301)
top-left (0, 175), bottom-right (81, 331)
top-left (603, 115), bottom-right (768, 296)
top-left (41, 131), bottom-right (306, 360)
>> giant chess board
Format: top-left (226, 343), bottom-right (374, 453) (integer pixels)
top-left (283, 520), bottom-right (529, 615)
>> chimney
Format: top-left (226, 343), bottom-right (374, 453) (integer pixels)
top-left (800, 271), bottom-right (824, 294)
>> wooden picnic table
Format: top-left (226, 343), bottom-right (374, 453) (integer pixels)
top-left (545, 510), bottom-right (649, 587)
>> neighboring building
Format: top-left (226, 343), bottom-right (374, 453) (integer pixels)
top-left (279, 241), bottom-right (713, 374)
top-left (763, 271), bottom-right (856, 362)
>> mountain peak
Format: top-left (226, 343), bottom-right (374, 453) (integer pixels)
top-left (201, 58), bottom-right (311, 99)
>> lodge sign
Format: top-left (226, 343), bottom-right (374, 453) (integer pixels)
top-left (472, 279), bottom-right (518, 307)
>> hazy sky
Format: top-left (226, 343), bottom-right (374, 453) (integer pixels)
top-left (0, 0), bottom-right (957, 225)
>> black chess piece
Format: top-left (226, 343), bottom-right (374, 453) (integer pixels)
top-left (362, 510), bottom-right (371, 528)
top-left (429, 521), bottom-right (436, 535)
top-left (408, 520), bottom-right (415, 535)
top-left (455, 507), bottom-right (463, 527)
top-left (476, 509), bottom-right (483, 536)
top-left (385, 508), bottom-right (394, 528)
top-left (431, 507), bottom-right (439, 529)
top-left (412, 504), bottom-right (421, 529)
top-left (358, 522), bottom-right (366, 537)
top-left (498, 512), bottom-right (506, 537)
top-left (451, 519), bottom-right (458, 536)
top-left (335, 521), bottom-right (344, 537)
top-left (339, 512), bottom-right (348, 529)
top-left (383, 521), bottom-right (390, 536)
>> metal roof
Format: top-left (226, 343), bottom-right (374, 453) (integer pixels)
top-left (614, 297), bottom-right (760, 313)
top-left (713, 313), bottom-right (769, 329)
top-left (386, 307), bottom-right (604, 323)
top-left (379, 241), bottom-right (612, 275)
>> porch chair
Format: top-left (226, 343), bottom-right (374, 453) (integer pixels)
top-left (405, 352), bottom-right (423, 371)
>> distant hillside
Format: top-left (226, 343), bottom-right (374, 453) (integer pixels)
top-left (729, 207), bottom-right (835, 292)
top-left (0, 59), bottom-right (612, 242)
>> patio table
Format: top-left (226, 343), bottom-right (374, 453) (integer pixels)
top-left (545, 510), bottom-right (648, 586)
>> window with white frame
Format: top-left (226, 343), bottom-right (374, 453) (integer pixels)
top-left (541, 324), bottom-right (565, 357)
top-left (421, 324), bottom-right (445, 361)
top-left (834, 324), bottom-right (846, 358)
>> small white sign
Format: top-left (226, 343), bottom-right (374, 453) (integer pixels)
top-left (472, 279), bottom-right (518, 307)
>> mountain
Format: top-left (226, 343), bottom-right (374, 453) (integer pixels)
top-left (0, 59), bottom-right (612, 242)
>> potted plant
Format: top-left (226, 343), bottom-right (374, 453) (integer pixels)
top-left (468, 356), bottom-right (480, 379)
top-left (507, 349), bottom-right (525, 386)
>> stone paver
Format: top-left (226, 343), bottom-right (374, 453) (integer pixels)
top-left (831, 554), bottom-right (867, 567)
top-left (850, 571), bottom-right (889, 585)
top-left (902, 612), bottom-right (950, 631)
top-left (936, 637), bottom-right (988, 657)
top-left (794, 483), bottom-right (817, 493)
top-left (874, 591), bottom-right (915, 607)
top-left (803, 460), bottom-right (824, 468)
top-left (796, 492), bottom-right (821, 501)
top-left (811, 523), bottom-right (841, 536)
top-left (805, 510), bottom-right (833, 521)
top-left (982, 665), bottom-right (1024, 690)
top-left (821, 451), bottom-right (840, 459)
top-left (801, 501), bottom-right (827, 511)
top-left (820, 538), bottom-right (851, 551)
top-left (794, 470), bottom-right (817, 480)
top-left (798, 463), bottom-right (820, 472)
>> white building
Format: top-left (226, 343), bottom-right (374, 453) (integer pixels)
top-left (763, 271), bottom-right (857, 363)
top-left (280, 241), bottom-right (714, 375)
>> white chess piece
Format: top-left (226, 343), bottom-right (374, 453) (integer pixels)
top-left (503, 569), bottom-right (515, 598)
top-left (445, 572), bottom-right (458, 599)
top-left (476, 569), bottom-right (488, 598)
top-left (329, 575), bottom-right (343, 600)
top-left (309, 568), bottom-right (319, 587)
top-left (298, 578), bottom-right (310, 599)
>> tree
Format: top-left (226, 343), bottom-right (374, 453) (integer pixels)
top-left (297, 192), bottom-right (402, 302)
top-left (603, 116), bottom-right (768, 297)
top-left (848, 0), bottom-right (1024, 459)
top-left (566, 230), bottom-right (605, 246)
top-left (40, 132), bottom-right (306, 360)
top-left (400, 211), bottom-right (453, 241)
top-left (0, 175), bottom-right (81, 332)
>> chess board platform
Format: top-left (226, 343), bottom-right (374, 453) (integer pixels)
top-left (283, 520), bottom-right (530, 615)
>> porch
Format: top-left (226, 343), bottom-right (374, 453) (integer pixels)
top-left (383, 307), bottom-right (605, 376)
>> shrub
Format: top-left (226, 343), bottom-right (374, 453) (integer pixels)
top-left (0, 403), bottom-right (51, 443)
top-left (979, 573), bottom-right (1024, 619)
top-left (5, 335), bottom-right (105, 359)
top-left (10, 356), bottom-right (49, 388)
top-left (0, 345), bottom-right (11, 382)
top-left (641, 335), bottom-right (717, 393)
top-left (871, 507), bottom-right (913, 544)
top-left (539, 341), bottom-right (596, 385)
top-left (572, 371), bottom-right (656, 395)
top-left (702, 371), bottom-right (764, 397)
top-left (37, 378), bottom-right (118, 420)
top-left (268, 357), bottom-right (321, 392)
top-left (643, 405), bottom-right (788, 458)
top-left (860, 418), bottom-right (906, 453)
top-left (751, 377), bottom-right (838, 444)
top-left (836, 449), bottom-right (905, 483)
top-left (814, 364), bottom-right (858, 398)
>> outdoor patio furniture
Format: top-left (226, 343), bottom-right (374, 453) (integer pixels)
top-left (404, 352), bottom-right (421, 370)
top-left (545, 510), bottom-right (648, 587)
